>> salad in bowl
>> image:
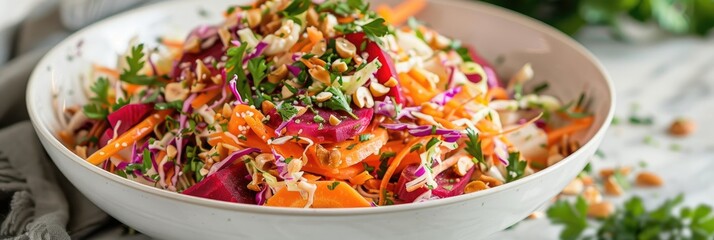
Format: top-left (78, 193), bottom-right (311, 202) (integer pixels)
top-left (58, 0), bottom-right (594, 208)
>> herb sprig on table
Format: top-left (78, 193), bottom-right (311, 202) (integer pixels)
top-left (547, 195), bottom-right (714, 240)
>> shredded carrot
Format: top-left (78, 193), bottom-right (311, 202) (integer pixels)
top-left (291, 40), bottom-right (309, 53)
top-left (191, 88), bottom-right (221, 109)
top-left (349, 171), bottom-right (374, 185)
top-left (399, 73), bottom-right (435, 105)
top-left (407, 69), bottom-right (436, 91)
top-left (547, 116), bottom-right (594, 145)
top-left (93, 65), bottom-right (120, 79)
top-left (161, 38), bottom-right (184, 49)
top-left (86, 110), bottom-right (172, 165)
top-left (336, 16), bottom-right (355, 24)
top-left (377, 0), bottom-right (427, 26)
top-left (379, 137), bottom-right (425, 205)
top-left (227, 104), bottom-right (265, 135)
top-left (266, 181), bottom-right (371, 208)
top-left (487, 86), bottom-right (509, 100)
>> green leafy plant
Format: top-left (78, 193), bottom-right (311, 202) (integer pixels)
top-left (478, 0), bottom-right (714, 37)
top-left (547, 195), bottom-right (714, 240)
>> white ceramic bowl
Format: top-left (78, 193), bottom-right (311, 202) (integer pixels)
top-left (27, 0), bottom-right (615, 239)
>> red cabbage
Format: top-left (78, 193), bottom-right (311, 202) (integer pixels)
top-left (207, 148), bottom-right (261, 176)
top-left (381, 123), bottom-right (462, 142)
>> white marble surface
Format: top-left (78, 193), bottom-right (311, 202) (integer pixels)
top-left (488, 29), bottom-right (714, 239)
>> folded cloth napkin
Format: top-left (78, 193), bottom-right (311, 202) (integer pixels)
top-left (0, 1), bottom-right (159, 239)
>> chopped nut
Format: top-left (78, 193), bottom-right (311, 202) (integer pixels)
top-left (195, 59), bottom-right (211, 82)
top-left (211, 74), bottom-right (223, 85)
top-left (599, 166), bottom-right (632, 178)
top-left (604, 176), bottom-right (624, 196)
top-left (222, 103), bottom-right (232, 117)
top-left (295, 106), bottom-right (308, 117)
top-left (335, 38), bottom-right (357, 59)
top-left (281, 85), bottom-right (295, 99)
top-left (316, 145), bottom-right (342, 169)
top-left (218, 27), bottom-right (232, 47)
top-left (75, 146), bottom-right (87, 159)
top-left (383, 77), bottom-right (398, 87)
top-left (246, 9), bottom-right (262, 28)
top-left (268, 64), bottom-right (289, 84)
top-left (306, 7), bottom-right (319, 27)
top-left (668, 118), bottom-right (695, 137)
top-left (580, 175), bottom-right (594, 186)
top-left (588, 201), bottom-right (614, 218)
top-left (509, 63), bottom-right (534, 86)
top-left (636, 171), bottom-right (663, 187)
top-left (164, 82), bottom-right (189, 102)
top-left (309, 57), bottom-right (327, 67)
top-left (328, 149), bottom-right (342, 168)
top-left (309, 66), bottom-right (331, 84)
top-left (479, 175), bottom-right (503, 187)
top-left (463, 180), bottom-right (489, 194)
top-left (561, 178), bottom-right (584, 195)
top-left (319, 14), bottom-right (337, 37)
top-left (329, 114), bottom-right (342, 126)
top-left (369, 82), bottom-right (390, 97)
top-left (287, 158), bottom-right (303, 174)
top-left (431, 33), bottom-right (451, 50)
top-left (315, 91), bottom-right (333, 102)
top-left (331, 60), bottom-right (348, 73)
top-left (311, 40), bottom-right (327, 57)
top-left (263, 19), bottom-right (282, 34)
top-left (453, 156), bottom-right (474, 177)
top-left (582, 186), bottom-right (602, 204)
top-left (353, 55), bottom-right (364, 65)
top-left (262, 100), bottom-right (276, 113)
top-left (352, 86), bottom-right (374, 108)
top-left (183, 37), bottom-right (200, 53)
top-left (190, 83), bottom-right (206, 93)
top-left (166, 145), bottom-right (178, 159)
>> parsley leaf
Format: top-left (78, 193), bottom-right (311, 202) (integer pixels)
top-left (362, 162), bottom-right (375, 173)
top-left (362, 18), bottom-right (389, 43)
top-left (546, 196), bottom-right (589, 240)
top-left (505, 151), bottom-right (526, 182)
top-left (464, 128), bottom-right (485, 166)
top-left (119, 44), bottom-right (157, 85)
top-left (248, 57), bottom-right (269, 87)
top-left (281, 0), bottom-right (310, 19)
top-left (82, 77), bottom-right (111, 119)
top-left (277, 101), bottom-right (298, 121)
top-left (322, 87), bottom-right (355, 118)
top-left (425, 137), bottom-right (441, 150)
top-left (225, 43), bottom-right (254, 106)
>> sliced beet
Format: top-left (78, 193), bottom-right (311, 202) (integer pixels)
top-left (171, 25), bottom-right (226, 78)
top-left (267, 107), bottom-right (373, 143)
top-left (99, 103), bottom-right (153, 147)
top-left (182, 162), bottom-right (256, 204)
top-left (396, 163), bottom-right (476, 202)
top-left (343, 33), bottom-right (404, 104)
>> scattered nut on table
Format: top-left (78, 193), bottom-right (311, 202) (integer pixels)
top-left (588, 201), bottom-right (614, 218)
top-left (668, 117), bottom-right (695, 137)
top-left (635, 171), bottom-right (663, 187)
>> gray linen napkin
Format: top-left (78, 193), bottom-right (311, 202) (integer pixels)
top-left (0, 2), bottom-right (154, 238)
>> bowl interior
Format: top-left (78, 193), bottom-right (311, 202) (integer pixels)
top-left (27, 0), bottom-right (613, 215)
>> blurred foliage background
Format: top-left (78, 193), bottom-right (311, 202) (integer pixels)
top-left (479, 0), bottom-right (714, 38)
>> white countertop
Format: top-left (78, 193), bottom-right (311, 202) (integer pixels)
top-left (489, 29), bottom-right (714, 239)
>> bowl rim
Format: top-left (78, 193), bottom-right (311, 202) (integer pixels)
top-left (27, 0), bottom-right (615, 216)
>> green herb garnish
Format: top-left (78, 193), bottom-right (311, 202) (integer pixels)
top-left (120, 44), bottom-right (158, 85)
top-left (505, 151), bottom-right (526, 182)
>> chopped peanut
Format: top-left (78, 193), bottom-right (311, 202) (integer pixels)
top-left (635, 171), bottom-right (663, 187)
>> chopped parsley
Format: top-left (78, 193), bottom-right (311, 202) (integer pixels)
top-left (361, 18), bottom-right (389, 43)
top-left (505, 151), bottom-right (526, 182)
top-left (533, 82), bottom-right (549, 94)
top-left (82, 77), bottom-right (110, 119)
top-left (464, 128), bottom-right (485, 166)
top-left (327, 181), bottom-right (341, 190)
top-left (225, 42), bottom-right (253, 105)
top-left (376, 151), bottom-right (396, 179)
top-left (425, 137), bottom-right (441, 150)
top-left (409, 143), bottom-right (423, 153)
top-left (362, 162), bottom-right (375, 173)
top-left (277, 101), bottom-right (298, 121)
top-left (358, 134), bottom-right (372, 142)
top-left (322, 87), bottom-right (355, 118)
top-left (119, 44), bottom-right (158, 85)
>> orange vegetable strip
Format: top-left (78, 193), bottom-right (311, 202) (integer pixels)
top-left (191, 88), bottom-right (221, 109)
top-left (399, 73), bottom-right (435, 105)
top-left (381, 0), bottom-right (427, 26)
top-left (302, 162), bottom-right (365, 180)
top-left (331, 128), bottom-right (389, 168)
top-left (547, 116), bottom-right (594, 145)
top-left (407, 69), bottom-right (436, 91)
top-left (227, 104), bottom-right (265, 135)
top-left (379, 137), bottom-right (425, 205)
top-left (93, 65), bottom-right (120, 79)
top-left (349, 171), bottom-right (374, 185)
top-left (266, 181), bottom-right (371, 208)
top-left (86, 110), bottom-right (172, 165)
